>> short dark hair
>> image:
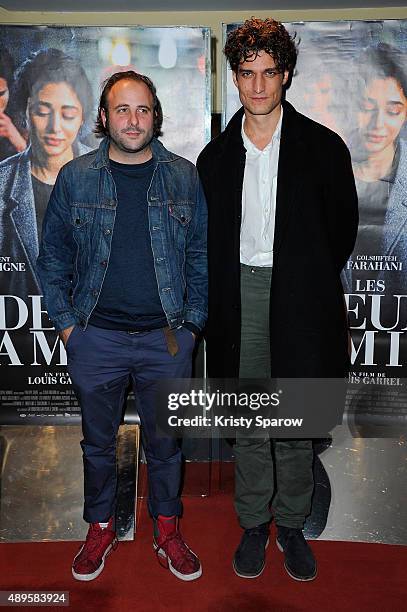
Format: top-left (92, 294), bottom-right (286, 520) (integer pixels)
top-left (13, 48), bottom-right (93, 129)
top-left (224, 17), bottom-right (297, 76)
top-left (94, 70), bottom-right (163, 138)
top-left (0, 46), bottom-right (14, 85)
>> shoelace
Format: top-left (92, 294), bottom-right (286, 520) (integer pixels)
top-left (156, 531), bottom-right (196, 571)
top-left (80, 526), bottom-right (116, 565)
top-left (240, 527), bottom-right (269, 554)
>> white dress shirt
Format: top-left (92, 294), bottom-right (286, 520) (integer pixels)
top-left (240, 107), bottom-right (283, 267)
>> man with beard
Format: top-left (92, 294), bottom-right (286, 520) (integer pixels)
top-left (37, 71), bottom-right (207, 582)
top-left (197, 18), bottom-right (358, 581)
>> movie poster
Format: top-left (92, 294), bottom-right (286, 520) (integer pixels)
top-left (0, 25), bottom-right (211, 424)
top-left (224, 20), bottom-right (407, 437)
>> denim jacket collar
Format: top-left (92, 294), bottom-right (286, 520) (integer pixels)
top-left (90, 136), bottom-right (180, 170)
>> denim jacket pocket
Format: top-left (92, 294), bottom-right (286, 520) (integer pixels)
top-left (169, 203), bottom-right (192, 226)
top-left (70, 206), bottom-right (96, 287)
top-left (70, 205), bottom-right (95, 229)
top-left (168, 204), bottom-right (192, 265)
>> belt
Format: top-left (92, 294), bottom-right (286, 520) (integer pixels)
top-left (126, 326), bottom-right (179, 356)
top-left (125, 324), bottom-right (168, 335)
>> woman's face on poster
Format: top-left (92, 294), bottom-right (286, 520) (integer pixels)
top-left (303, 74), bottom-right (332, 115)
top-left (28, 81), bottom-right (83, 157)
top-left (0, 76), bottom-right (9, 113)
top-left (357, 76), bottom-right (407, 155)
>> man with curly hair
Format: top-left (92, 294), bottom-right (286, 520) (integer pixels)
top-left (197, 18), bottom-right (358, 581)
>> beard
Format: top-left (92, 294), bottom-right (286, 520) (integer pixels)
top-left (107, 121), bottom-right (154, 156)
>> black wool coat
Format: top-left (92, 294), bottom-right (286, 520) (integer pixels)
top-left (197, 101), bottom-right (359, 378)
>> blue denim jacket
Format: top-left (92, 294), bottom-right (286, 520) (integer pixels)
top-left (36, 137), bottom-right (208, 332)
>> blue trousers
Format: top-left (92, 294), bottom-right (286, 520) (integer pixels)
top-left (66, 324), bottom-right (194, 523)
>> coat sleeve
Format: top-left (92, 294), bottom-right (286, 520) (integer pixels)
top-left (196, 147), bottom-right (211, 202)
top-left (324, 136), bottom-right (359, 274)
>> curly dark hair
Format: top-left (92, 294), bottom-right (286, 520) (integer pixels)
top-left (224, 17), bottom-right (297, 76)
top-left (94, 70), bottom-right (163, 139)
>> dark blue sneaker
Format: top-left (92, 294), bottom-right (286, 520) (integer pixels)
top-left (233, 523), bottom-right (270, 578)
top-left (276, 526), bottom-right (317, 581)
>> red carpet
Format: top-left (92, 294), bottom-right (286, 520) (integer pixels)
top-left (2, 488), bottom-right (406, 612)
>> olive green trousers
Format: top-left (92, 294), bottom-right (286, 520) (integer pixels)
top-left (235, 264), bottom-right (314, 529)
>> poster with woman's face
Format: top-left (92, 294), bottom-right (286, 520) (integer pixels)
top-left (224, 20), bottom-right (407, 434)
top-left (0, 25), bottom-right (210, 423)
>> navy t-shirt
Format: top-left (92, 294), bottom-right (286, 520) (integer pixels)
top-left (89, 157), bottom-right (167, 331)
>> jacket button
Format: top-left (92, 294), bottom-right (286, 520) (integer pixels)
top-left (100, 260), bottom-right (107, 267)
top-left (92, 289), bottom-right (98, 297)
top-left (104, 228), bottom-right (111, 235)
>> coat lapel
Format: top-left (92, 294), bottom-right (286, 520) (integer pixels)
top-left (225, 107), bottom-right (245, 219)
top-left (273, 102), bottom-right (306, 259)
top-left (223, 108), bottom-right (246, 266)
top-left (9, 150), bottom-right (39, 279)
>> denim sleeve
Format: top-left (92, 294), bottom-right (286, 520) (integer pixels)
top-left (182, 172), bottom-right (208, 332)
top-left (36, 168), bottom-right (77, 332)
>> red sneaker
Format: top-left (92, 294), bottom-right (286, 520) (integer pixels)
top-left (153, 515), bottom-right (202, 581)
top-left (72, 518), bottom-right (117, 581)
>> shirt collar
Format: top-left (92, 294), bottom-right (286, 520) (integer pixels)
top-left (241, 106), bottom-right (283, 154)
